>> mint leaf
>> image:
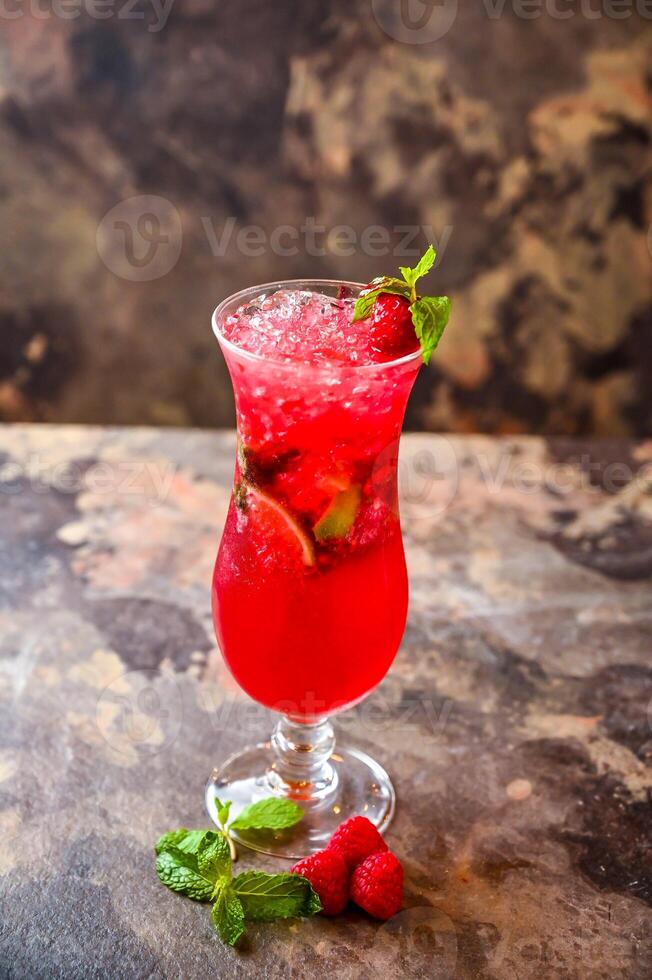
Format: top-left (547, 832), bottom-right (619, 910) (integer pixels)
top-left (233, 871), bottom-right (321, 921)
top-left (155, 845), bottom-right (217, 902)
top-left (353, 277), bottom-right (411, 322)
top-left (216, 799), bottom-right (232, 829)
top-left (155, 829), bottom-right (231, 901)
top-left (399, 244), bottom-right (436, 289)
top-left (229, 798), bottom-right (303, 833)
top-left (213, 796), bottom-right (233, 835)
top-left (368, 274), bottom-right (411, 294)
top-left (155, 828), bottom-right (207, 856)
top-left (352, 289), bottom-right (380, 322)
top-left (410, 295), bottom-right (452, 364)
top-left (211, 884), bottom-right (245, 946)
top-left (197, 831), bottom-right (231, 883)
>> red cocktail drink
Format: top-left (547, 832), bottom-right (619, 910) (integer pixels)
top-left (214, 289), bottom-right (419, 717)
top-left (207, 280), bottom-right (424, 856)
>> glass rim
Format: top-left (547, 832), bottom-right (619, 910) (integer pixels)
top-left (211, 279), bottom-right (424, 372)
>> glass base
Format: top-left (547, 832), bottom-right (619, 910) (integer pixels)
top-left (205, 739), bottom-right (396, 860)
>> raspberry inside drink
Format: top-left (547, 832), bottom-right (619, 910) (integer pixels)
top-left (213, 286), bottom-right (421, 719)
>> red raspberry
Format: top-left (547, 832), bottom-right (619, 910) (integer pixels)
top-left (368, 293), bottom-right (417, 359)
top-left (291, 849), bottom-right (349, 916)
top-left (327, 815), bottom-right (388, 870)
top-left (350, 850), bottom-right (404, 920)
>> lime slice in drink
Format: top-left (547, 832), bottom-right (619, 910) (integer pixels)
top-left (238, 481), bottom-right (316, 567)
top-left (313, 484), bottom-right (362, 542)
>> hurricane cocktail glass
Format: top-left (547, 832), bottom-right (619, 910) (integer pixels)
top-left (206, 281), bottom-right (421, 857)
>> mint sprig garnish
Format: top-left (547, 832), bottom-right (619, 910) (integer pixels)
top-left (214, 794), bottom-right (303, 861)
top-left (411, 294), bottom-right (452, 365)
top-left (353, 277), bottom-right (412, 321)
top-left (353, 244), bottom-right (451, 364)
top-left (155, 799), bottom-right (319, 947)
top-left (399, 243), bottom-right (437, 291)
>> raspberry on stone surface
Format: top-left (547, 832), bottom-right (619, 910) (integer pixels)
top-left (350, 850), bottom-right (404, 920)
top-left (327, 815), bottom-right (388, 870)
top-left (290, 848), bottom-right (350, 916)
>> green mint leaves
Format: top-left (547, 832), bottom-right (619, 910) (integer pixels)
top-left (353, 244), bottom-right (451, 364)
top-left (232, 871), bottom-right (322, 921)
top-left (228, 797), bottom-right (304, 833)
top-left (196, 830), bottom-right (233, 884)
top-left (214, 795), bottom-right (303, 860)
top-left (211, 884), bottom-right (245, 946)
top-left (353, 277), bottom-right (412, 321)
top-left (154, 828), bottom-right (208, 856)
top-left (209, 872), bottom-right (319, 945)
top-left (155, 830), bottom-right (230, 902)
top-left (155, 799), bottom-right (318, 947)
top-left (399, 243), bottom-right (436, 291)
top-left (411, 295), bottom-right (452, 365)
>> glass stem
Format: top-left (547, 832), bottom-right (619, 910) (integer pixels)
top-left (267, 716), bottom-right (338, 802)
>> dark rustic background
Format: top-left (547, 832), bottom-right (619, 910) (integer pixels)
top-left (0, 2), bottom-right (650, 434)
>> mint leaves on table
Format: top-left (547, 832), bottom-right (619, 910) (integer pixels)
top-left (154, 829), bottom-right (233, 902)
top-left (211, 882), bottom-right (246, 946)
top-left (213, 794), bottom-right (303, 861)
top-left (233, 870), bottom-right (322, 921)
top-left (353, 244), bottom-right (452, 364)
top-left (154, 828), bottom-right (209, 856)
top-left (228, 797), bottom-right (304, 832)
top-left (155, 798), bottom-right (318, 948)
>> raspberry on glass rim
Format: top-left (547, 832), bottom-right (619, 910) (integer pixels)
top-left (368, 294), bottom-right (419, 360)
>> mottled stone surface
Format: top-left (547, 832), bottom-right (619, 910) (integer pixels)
top-left (0, 9), bottom-right (650, 435)
top-left (0, 425), bottom-right (651, 979)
